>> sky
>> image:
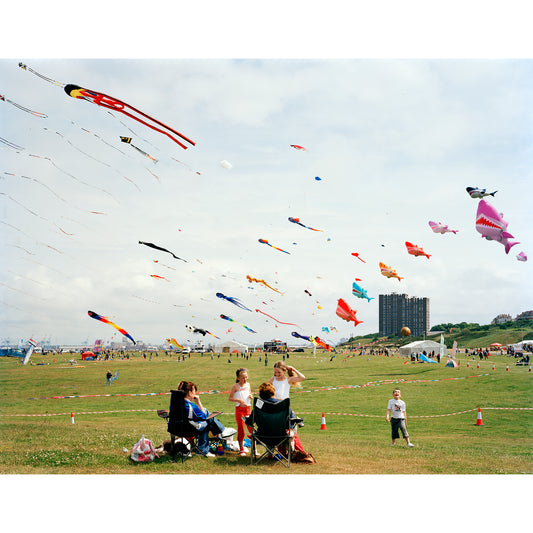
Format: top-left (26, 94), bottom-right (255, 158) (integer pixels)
top-left (1, 4), bottom-right (532, 350)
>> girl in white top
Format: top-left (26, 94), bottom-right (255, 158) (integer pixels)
top-left (229, 368), bottom-right (252, 456)
top-left (268, 361), bottom-right (305, 399)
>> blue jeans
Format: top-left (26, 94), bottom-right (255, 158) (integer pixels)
top-left (194, 412), bottom-right (226, 455)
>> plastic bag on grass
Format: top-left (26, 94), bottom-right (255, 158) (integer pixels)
top-left (131, 435), bottom-right (157, 462)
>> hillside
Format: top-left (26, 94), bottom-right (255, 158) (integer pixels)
top-left (342, 320), bottom-right (533, 350)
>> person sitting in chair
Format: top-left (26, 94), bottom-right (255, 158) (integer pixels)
top-left (246, 382), bottom-right (315, 463)
top-left (177, 380), bottom-right (236, 457)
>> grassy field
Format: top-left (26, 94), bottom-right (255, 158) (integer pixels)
top-left (0, 348), bottom-right (531, 475)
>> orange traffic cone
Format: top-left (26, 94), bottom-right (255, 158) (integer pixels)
top-left (475, 407), bottom-right (483, 426)
top-left (320, 412), bottom-right (327, 430)
top-left (70, 412), bottom-right (75, 424)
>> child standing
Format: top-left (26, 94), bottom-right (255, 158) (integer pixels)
top-left (386, 389), bottom-right (414, 447)
top-left (228, 368), bottom-right (252, 456)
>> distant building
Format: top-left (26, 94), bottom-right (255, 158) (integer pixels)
top-left (491, 314), bottom-right (513, 325)
top-left (515, 310), bottom-right (533, 321)
top-left (379, 293), bottom-right (429, 337)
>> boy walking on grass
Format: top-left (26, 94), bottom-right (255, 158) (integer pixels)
top-left (386, 388), bottom-right (415, 447)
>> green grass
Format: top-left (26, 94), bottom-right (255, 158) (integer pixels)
top-left (0, 349), bottom-right (531, 474)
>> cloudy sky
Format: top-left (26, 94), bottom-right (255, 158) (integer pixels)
top-left (1, 4), bottom-right (532, 348)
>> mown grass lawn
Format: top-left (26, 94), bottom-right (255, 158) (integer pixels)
top-left (1, 349), bottom-right (531, 475)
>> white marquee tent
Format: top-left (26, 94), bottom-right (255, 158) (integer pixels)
top-left (399, 340), bottom-right (442, 357)
top-left (216, 340), bottom-right (249, 354)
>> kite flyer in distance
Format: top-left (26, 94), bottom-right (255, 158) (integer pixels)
top-left (386, 389), bottom-right (415, 447)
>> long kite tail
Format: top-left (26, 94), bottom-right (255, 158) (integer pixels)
top-left (18, 62), bottom-right (65, 87)
top-left (1, 94), bottom-right (48, 118)
top-left (255, 309), bottom-right (299, 327)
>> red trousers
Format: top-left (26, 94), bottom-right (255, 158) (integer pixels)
top-left (235, 404), bottom-right (252, 444)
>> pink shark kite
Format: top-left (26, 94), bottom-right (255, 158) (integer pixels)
top-left (428, 221), bottom-right (458, 235)
top-left (475, 199), bottom-right (519, 254)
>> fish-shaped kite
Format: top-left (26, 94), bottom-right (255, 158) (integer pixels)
top-left (475, 199), bottom-right (520, 254)
top-left (379, 262), bottom-right (403, 281)
top-left (466, 187), bottom-right (497, 199)
top-left (428, 221), bottom-right (458, 235)
top-left (405, 241), bottom-right (431, 259)
top-left (166, 338), bottom-right (184, 350)
top-left (88, 310), bottom-right (135, 344)
top-left (258, 238), bottom-right (290, 255)
top-left (220, 314), bottom-right (256, 333)
top-left (290, 144), bottom-right (307, 151)
top-left (288, 217), bottom-right (323, 232)
top-left (246, 275), bottom-right (283, 294)
top-left (352, 281), bottom-right (374, 302)
top-left (185, 325), bottom-right (220, 339)
top-left (139, 241), bottom-right (187, 262)
top-left (255, 309), bottom-right (300, 327)
top-left (516, 252), bottom-right (527, 262)
top-left (216, 292), bottom-right (252, 311)
top-left (335, 298), bottom-right (363, 327)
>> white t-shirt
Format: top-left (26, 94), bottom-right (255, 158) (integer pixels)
top-left (272, 377), bottom-right (290, 399)
top-left (387, 398), bottom-right (406, 419)
top-left (233, 383), bottom-right (251, 406)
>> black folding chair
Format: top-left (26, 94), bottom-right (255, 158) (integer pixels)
top-left (158, 389), bottom-right (201, 461)
top-left (250, 397), bottom-right (293, 467)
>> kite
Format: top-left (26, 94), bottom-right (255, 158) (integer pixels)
top-left (288, 217), bottom-right (323, 232)
top-left (379, 262), bottom-right (403, 281)
top-left (166, 338), bottom-right (184, 350)
top-left (255, 309), bottom-right (300, 327)
top-left (151, 274), bottom-right (170, 282)
top-left (291, 331), bottom-right (312, 342)
top-left (351, 252), bottom-right (366, 263)
top-left (120, 137), bottom-right (158, 162)
top-left (220, 160), bottom-right (233, 169)
top-left (428, 221), bottom-right (458, 235)
top-left (216, 292), bottom-right (252, 311)
top-left (352, 281), bottom-right (374, 302)
top-left (139, 241), bottom-right (187, 262)
top-left (1, 93), bottom-right (47, 118)
top-left (312, 336), bottom-right (332, 351)
top-left (314, 176), bottom-right (322, 181)
top-left (220, 314), bottom-right (256, 333)
top-left (258, 238), bottom-right (290, 255)
top-left (185, 325), bottom-right (220, 339)
top-left (19, 62), bottom-right (195, 149)
top-left (88, 310), bottom-right (135, 344)
top-left (335, 298), bottom-right (363, 327)
top-left (61, 82), bottom-right (195, 149)
top-left (405, 241), bottom-right (431, 259)
top-left (246, 275), bottom-right (283, 294)
top-left (290, 144), bottom-right (307, 151)
top-left (475, 199), bottom-right (519, 254)
top-left (516, 252), bottom-right (527, 262)
top-left (304, 289), bottom-right (312, 296)
top-left (466, 187), bottom-right (497, 199)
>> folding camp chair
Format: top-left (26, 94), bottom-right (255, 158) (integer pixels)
top-left (158, 389), bottom-right (201, 461)
top-left (250, 397), bottom-right (293, 467)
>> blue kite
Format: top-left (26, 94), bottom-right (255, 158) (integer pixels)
top-left (352, 281), bottom-right (374, 302)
